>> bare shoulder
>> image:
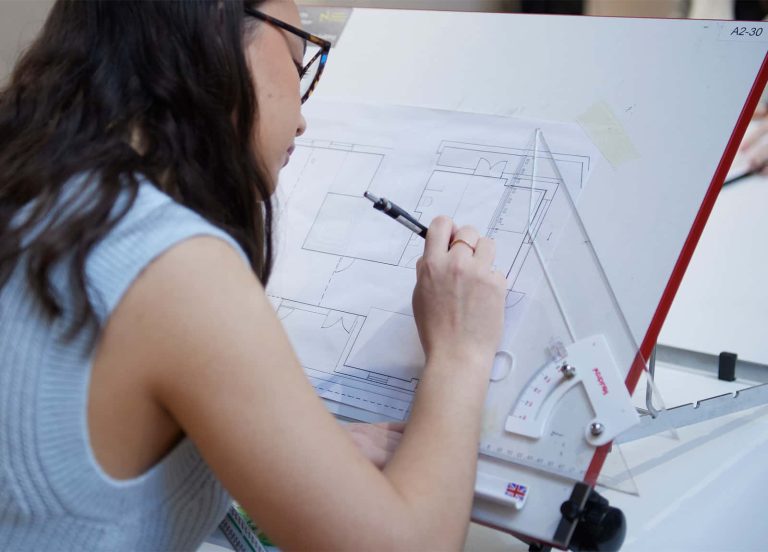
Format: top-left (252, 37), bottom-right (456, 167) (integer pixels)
top-left (89, 235), bottom-right (283, 478)
top-left (96, 231), bottom-right (335, 462)
top-left (101, 234), bottom-right (290, 392)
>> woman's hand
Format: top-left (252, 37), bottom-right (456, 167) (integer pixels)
top-left (342, 422), bottom-right (405, 468)
top-left (412, 216), bottom-right (507, 374)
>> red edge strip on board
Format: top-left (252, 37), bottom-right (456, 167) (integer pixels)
top-left (584, 50), bottom-right (768, 486)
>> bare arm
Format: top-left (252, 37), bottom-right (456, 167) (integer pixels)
top-left (107, 217), bottom-right (505, 551)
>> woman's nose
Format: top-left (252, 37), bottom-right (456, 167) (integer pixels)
top-left (296, 113), bottom-right (307, 137)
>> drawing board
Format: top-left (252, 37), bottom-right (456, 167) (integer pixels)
top-left (269, 9), bottom-right (768, 548)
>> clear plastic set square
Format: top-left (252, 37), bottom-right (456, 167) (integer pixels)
top-left (469, 128), bottom-right (676, 550)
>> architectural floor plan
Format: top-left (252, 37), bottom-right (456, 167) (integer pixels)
top-left (267, 100), bottom-right (601, 421)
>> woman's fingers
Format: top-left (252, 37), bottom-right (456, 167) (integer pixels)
top-left (473, 236), bottom-right (496, 267)
top-left (412, 215), bottom-right (505, 372)
top-left (449, 225), bottom-right (481, 259)
top-left (372, 421), bottom-right (406, 433)
top-left (371, 423), bottom-right (405, 449)
top-left (422, 218), bottom-right (490, 263)
top-left (423, 216), bottom-right (454, 261)
top-left (344, 422), bottom-right (405, 468)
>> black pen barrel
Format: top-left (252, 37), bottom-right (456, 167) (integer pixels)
top-left (365, 192), bottom-right (428, 238)
top-left (385, 203), bottom-right (428, 238)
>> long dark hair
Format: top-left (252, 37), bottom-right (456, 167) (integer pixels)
top-left (0, 0), bottom-right (272, 339)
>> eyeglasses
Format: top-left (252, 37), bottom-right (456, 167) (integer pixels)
top-left (244, 8), bottom-right (331, 104)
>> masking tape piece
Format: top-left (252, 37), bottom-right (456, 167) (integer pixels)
top-left (576, 102), bottom-right (640, 168)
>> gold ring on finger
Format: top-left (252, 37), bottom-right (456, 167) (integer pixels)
top-left (449, 238), bottom-right (477, 253)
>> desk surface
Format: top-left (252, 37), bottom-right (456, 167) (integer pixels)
top-left (603, 369), bottom-right (768, 551)
top-left (659, 158), bottom-right (768, 365)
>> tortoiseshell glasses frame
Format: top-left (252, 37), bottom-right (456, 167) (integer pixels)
top-left (244, 8), bottom-right (331, 104)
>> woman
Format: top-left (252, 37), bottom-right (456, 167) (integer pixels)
top-left (0, 1), bottom-right (506, 550)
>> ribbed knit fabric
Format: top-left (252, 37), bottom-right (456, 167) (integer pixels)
top-left (0, 177), bottom-right (248, 551)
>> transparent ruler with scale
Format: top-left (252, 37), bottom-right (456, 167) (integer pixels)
top-left (471, 129), bottom-right (648, 549)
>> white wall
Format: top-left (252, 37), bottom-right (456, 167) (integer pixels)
top-left (297, 1), bottom-right (519, 11)
top-left (0, 0), bottom-right (524, 85)
top-left (0, 0), bottom-right (54, 84)
top-left (5, 0), bottom-right (719, 87)
top-left (586, 0), bottom-right (687, 17)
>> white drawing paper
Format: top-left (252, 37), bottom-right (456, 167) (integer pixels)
top-left (267, 100), bottom-right (602, 421)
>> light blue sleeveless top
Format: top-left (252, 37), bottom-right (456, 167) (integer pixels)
top-left (0, 176), bottom-right (248, 550)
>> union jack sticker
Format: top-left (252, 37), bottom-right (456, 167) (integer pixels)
top-left (505, 482), bottom-right (528, 505)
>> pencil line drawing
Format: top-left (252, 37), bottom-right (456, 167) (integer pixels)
top-left (267, 102), bottom-right (595, 420)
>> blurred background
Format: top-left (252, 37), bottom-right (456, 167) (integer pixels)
top-left (294, 0), bottom-right (767, 17)
top-left (3, 1), bottom-right (768, 83)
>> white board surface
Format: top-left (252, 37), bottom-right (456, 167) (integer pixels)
top-left (315, 10), bottom-right (767, 359)
top-left (302, 9), bottom-right (767, 544)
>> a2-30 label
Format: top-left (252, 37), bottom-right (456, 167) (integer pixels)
top-left (720, 23), bottom-right (768, 42)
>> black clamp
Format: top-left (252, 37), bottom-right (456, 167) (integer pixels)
top-left (558, 482), bottom-right (626, 551)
